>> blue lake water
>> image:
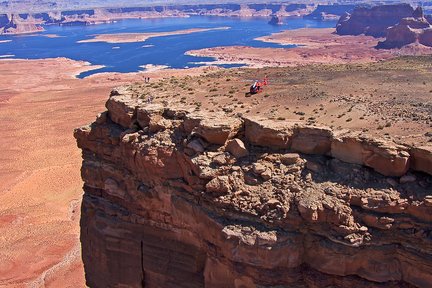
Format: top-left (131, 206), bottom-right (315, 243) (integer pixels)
top-left (0, 16), bottom-right (336, 77)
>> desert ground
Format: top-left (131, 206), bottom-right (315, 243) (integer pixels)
top-left (0, 27), bottom-right (431, 286)
top-left (0, 58), bottom-right (209, 287)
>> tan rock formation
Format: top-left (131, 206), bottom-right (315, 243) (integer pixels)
top-left (75, 89), bottom-right (432, 288)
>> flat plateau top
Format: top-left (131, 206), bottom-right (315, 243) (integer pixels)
top-left (126, 56), bottom-right (432, 147)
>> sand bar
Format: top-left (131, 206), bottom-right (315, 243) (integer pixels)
top-left (78, 26), bottom-right (231, 44)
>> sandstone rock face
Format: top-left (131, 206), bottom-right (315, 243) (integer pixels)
top-left (75, 89), bottom-right (432, 288)
top-left (336, 4), bottom-right (415, 37)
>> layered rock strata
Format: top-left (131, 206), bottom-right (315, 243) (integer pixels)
top-left (75, 87), bottom-right (432, 288)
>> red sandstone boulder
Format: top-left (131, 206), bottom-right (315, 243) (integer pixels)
top-left (225, 138), bottom-right (249, 158)
top-left (206, 176), bottom-right (231, 195)
top-left (106, 90), bottom-right (139, 128)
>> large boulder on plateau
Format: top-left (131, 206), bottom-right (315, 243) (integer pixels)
top-left (106, 92), bottom-right (139, 128)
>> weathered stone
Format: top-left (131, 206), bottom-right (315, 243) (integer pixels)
top-left (252, 163), bottom-right (267, 174)
top-left (136, 104), bottom-right (165, 132)
top-left (206, 176), bottom-right (231, 195)
top-left (280, 153), bottom-right (300, 165)
top-left (225, 138), bottom-right (248, 158)
top-left (185, 112), bottom-right (242, 145)
top-left (75, 91), bottom-right (432, 288)
top-left (331, 134), bottom-right (410, 177)
top-left (105, 93), bottom-right (138, 128)
top-left (261, 169), bottom-right (272, 181)
top-left (336, 4), bottom-right (414, 37)
top-left (306, 161), bottom-right (322, 173)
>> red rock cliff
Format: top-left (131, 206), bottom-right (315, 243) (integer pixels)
top-left (75, 87), bottom-right (432, 288)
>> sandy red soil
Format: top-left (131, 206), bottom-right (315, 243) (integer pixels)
top-left (0, 58), bottom-right (209, 287)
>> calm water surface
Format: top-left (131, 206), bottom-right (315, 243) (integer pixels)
top-left (0, 16), bottom-right (336, 77)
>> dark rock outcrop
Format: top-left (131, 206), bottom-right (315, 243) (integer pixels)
top-left (75, 88), bottom-right (432, 288)
top-left (336, 4), bottom-right (415, 37)
top-left (268, 15), bottom-right (282, 26)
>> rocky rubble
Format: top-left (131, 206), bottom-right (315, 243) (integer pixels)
top-left (75, 88), bottom-right (432, 287)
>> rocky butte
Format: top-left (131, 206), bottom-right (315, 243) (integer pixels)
top-left (75, 85), bottom-right (432, 287)
top-left (336, 3), bottom-right (415, 37)
top-left (377, 7), bottom-right (432, 49)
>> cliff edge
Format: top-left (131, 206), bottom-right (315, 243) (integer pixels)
top-left (75, 87), bottom-right (432, 288)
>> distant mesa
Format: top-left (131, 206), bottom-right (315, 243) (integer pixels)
top-left (377, 6), bottom-right (432, 49)
top-left (304, 4), bottom-right (356, 21)
top-left (336, 3), bottom-right (415, 37)
top-left (0, 14), bottom-right (44, 35)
